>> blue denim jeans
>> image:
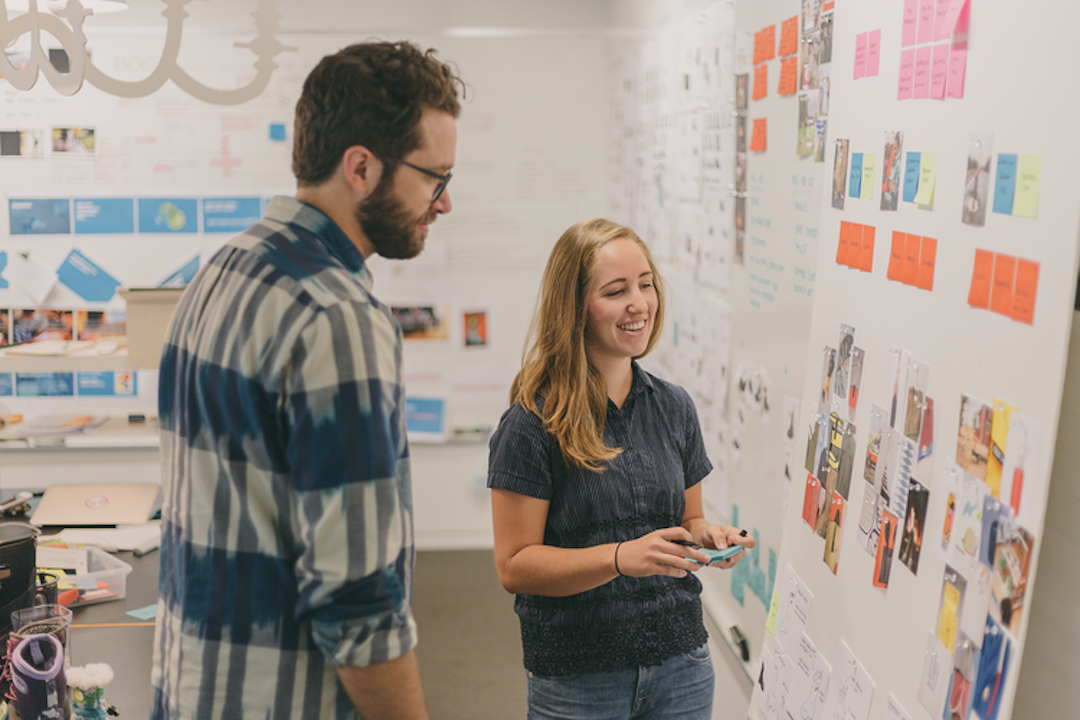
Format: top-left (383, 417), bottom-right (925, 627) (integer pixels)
top-left (526, 643), bottom-right (715, 720)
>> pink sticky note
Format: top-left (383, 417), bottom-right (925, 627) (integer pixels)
top-left (947, 41), bottom-right (968, 98)
top-left (898, 49), bottom-right (916, 100)
top-left (854, 33), bottom-right (868, 79)
top-left (933, 0), bottom-right (953, 41)
top-left (867, 30), bottom-right (882, 77)
top-left (902, 0), bottom-right (919, 47)
top-left (918, 0), bottom-right (935, 43)
top-left (930, 43), bottom-right (949, 98)
top-left (913, 46), bottom-right (932, 99)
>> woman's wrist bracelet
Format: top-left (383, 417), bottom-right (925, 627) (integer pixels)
top-left (614, 541), bottom-right (626, 577)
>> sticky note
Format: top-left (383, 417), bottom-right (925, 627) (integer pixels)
top-left (761, 25), bottom-right (776, 62)
top-left (779, 57), bottom-right (798, 95)
top-left (915, 152), bottom-right (937, 206)
top-left (753, 63), bottom-right (768, 101)
top-left (918, 0), bottom-right (936, 43)
top-left (854, 33), bottom-right (868, 79)
top-left (867, 30), bottom-right (882, 77)
top-left (1011, 258), bottom-right (1039, 325)
top-left (765, 589), bottom-right (780, 634)
top-left (968, 249), bottom-right (994, 308)
top-left (903, 152), bottom-right (921, 201)
top-left (902, 234), bottom-right (921, 285)
top-left (861, 154), bottom-right (876, 200)
top-left (898, 49), bottom-right (916, 100)
top-left (916, 236), bottom-right (937, 291)
top-left (859, 225), bottom-right (876, 272)
top-left (993, 154), bottom-right (1018, 215)
top-left (779, 16), bottom-right (799, 56)
top-left (947, 41), bottom-right (967, 98)
top-left (838, 221), bottom-right (855, 266)
top-left (888, 231), bottom-right (906, 281)
top-left (913, 46), bottom-right (933, 99)
top-left (850, 153), bottom-right (864, 198)
top-left (990, 253), bottom-right (1016, 316)
top-left (903, 0), bottom-right (919, 46)
top-left (930, 43), bottom-right (949, 99)
top-left (750, 118), bottom-right (767, 152)
top-left (753, 30), bottom-right (764, 65)
top-left (1013, 154), bottom-right (1042, 219)
top-left (938, 0), bottom-right (970, 40)
top-left (127, 603), bottom-right (158, 621)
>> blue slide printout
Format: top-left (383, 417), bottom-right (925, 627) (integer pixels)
top-left (73, 198), bottom-right (135, 234)
top-left (404, 397), bottom-right (447, 441)
top-left (159, 256), bottom-right (200, 288)
top-left (8, 198), bottom-right (71, 235)
top-left (138, 198), bottom-right (198, 234)
top-left (201, 197), bottom-right (261, 233)
top-left (16, 372), bottom-right (74, 397)
top-left (77, 371), bottom-right (136, 396)
top-left (56, 249), bottom-right (121, 302)
top-left (0, 373), bottom-right (11, 396)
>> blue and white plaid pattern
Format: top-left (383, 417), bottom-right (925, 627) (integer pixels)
top-left (151, 196), bottom-right (415, 719)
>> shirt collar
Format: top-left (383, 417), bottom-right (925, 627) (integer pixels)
top-left (628, 360), bottom-right (655, 398)
top-left (264, 196), bottom-right (370, 285)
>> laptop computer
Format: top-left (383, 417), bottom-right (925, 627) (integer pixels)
top-left (30, 483), bottom-right (161, 527)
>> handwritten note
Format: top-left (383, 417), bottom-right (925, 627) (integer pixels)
top-left (918, 0), bottom-right (936, 43)
top-left (861, 154), bottom-right (876, 200)
top-left (993, 154), bottom-right (1018, 215)
top-left (750, 118), bottom-right (768, 152)
top-left (1011, 258), bottom-right (1039, 325)
top-left (914, 152), bottom-right (937, 206)
top-left (761, 25), bottom-right (776, 62)
top-left (838, 221), bottom-right (855, 266)
top-left (930, 43), bottom-right (949, 99)
top-left (849, 152), bottom-right (864, 198)
top-left (898, 49), bottom-right (915, 100)
top-left (968, 249), bottom-right (994, 308)
top-left (1013, 154), bottom-right (1042, 219)
top-left (779, 57), bottom-right (799, 95)
top-left (903, 0), bottom-right (919, 46)
top-left (938, 0), bottom-right (970, 40)
top-left (867, 30), bottom-right (882, 77)
top-left (913, 46), bottom-right (933, 99)
top-left (854, 33), bottom-right (868, 79)
top-left (916, 236), bottom-right (937, 291)
top-left (859, 225), bottom-right (876, 272)
top-left (990, 253), bottom-right (1016, 316)
top-left (947, 41), bottom-right (967, 98)
top-left (902, 234), bottom-right (921, 285)
top-left (888, 232), bottom-right (906, 281)
top-left (753, 63), bottom-right (769, 101)
top-left (903, 151), bottom-right (921, 201)
top-left (780, 17), bottom-right (799, 56)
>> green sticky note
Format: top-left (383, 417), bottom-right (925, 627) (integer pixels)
top-left (914, 151), bottom-right (937, 206)
top-left (860, 153), bottom-right (876, 199)
top-left (765, 588), bottom-right (780, 635)
top-left (126, 603), bottom-right (158, 621)
top-left (1013, 154), bottom-right (1042, 219)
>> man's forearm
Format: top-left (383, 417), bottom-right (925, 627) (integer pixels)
top-left (336, 649), bottom-right (429, 720)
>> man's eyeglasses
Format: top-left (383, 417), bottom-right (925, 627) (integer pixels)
top-left (397, 160), bottom-right (452, 202)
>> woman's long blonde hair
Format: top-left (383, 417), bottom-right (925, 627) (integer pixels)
top-left (510, 218), bottom-right (666, 472)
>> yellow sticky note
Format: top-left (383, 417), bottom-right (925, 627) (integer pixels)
top-left (860, 153), bottom-right (876, 200)
top-left (986, 398), bottom-right (1019, 499)
top-left (914, 152), bottom-right (937, 206)
top-left (937, 580), bottom-right (959, 653)
top-left (1013, 154), bottom-right (1042, 219)
top-left (765, 588), bottom-right (780, 635)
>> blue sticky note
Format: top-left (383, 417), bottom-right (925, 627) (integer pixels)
top-left (202, 197), bottom-right (261, 234)
top-left (138, 198), bottom-right (198, 234)
top-left (8, 198), bottom-right (71, 235)
top-left (269, 123), bottom-right (287, 141)
top-left (73, 198), bottom-right (135, 234)
top-left (126, 604), bottom-right (158, 621)
top-left (56, 249), bottom-right (121, 302)
top-left (993, 154), bottom-right (1018, 215)
top-left (159, 256), bottom-right (200, 288)
top-left (903, 151), bottom-right (921, 202)
top-left (0, 251), bottom-right (7, 289)
top-left (849, 153), bottom-right (863, 198)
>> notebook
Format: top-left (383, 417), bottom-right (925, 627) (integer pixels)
top-left (30, 483), bottom-right (161, 527)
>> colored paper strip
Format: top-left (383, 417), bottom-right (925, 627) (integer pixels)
top-left (761, 25), bottom-right (776, 62)
top-left (914, 152), bottom-right (937, 206)
top-left (888, 231), bottom-right (906, 281)
top-left (753, 63), bottom-right (769, 101)
top-left (993, 154), bottom-right (1018, 215)
top-left (860, 154), bottom-right (876, 200)
top-left (916, 236), bottom-right (937, 291)
top-left (859, 225), bottom-right (876, 273)
top-left (990, 253), bottom-right (1017, 316)
top-left (866, 30), bottom-right (882, 77)
top-left (933, 0), bottom-right (952, 41)
top-left (838, 221), bottom-right (855, 266)
top-left (850, 153), bottom-right (864, 198)
top-left (903, 151), bottom-right (921, 202)
top-left (968, 249), bottom-right (994, 308)
top-left (946, 41), bottom-right (968, 98)
top-left (902, 0), bottom-right (919, 47)
top-left (913, 46), bottom-right (933, 99)
top-left (854, 33), bottom-right (868, 79)
top-left (750, 118), bottom-right (768, 152)
top-left (1012, 154), bottom-right (1042, 219)
top-left (1011, 258), bottom-right (1039, 325)
top-left (902, 234), bottom-right (921, 285)
top-left (779, 57), bottom-right (799, 95)
top-left (898, 48), bottom-right (916, 100)
top-left (918, 0), bottom-right (935, 43)
top-left (930, 43), bottom-right (949, 99)
top-left (779, 16), bottom-right (799, 56)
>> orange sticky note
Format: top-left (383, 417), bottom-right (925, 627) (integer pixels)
top-left (778, 57), bottom-right (798, 95)
top-left (990, 253), bottom-right (1016, 316)
top-left (761, 25), bottom-right (776, 62)
top-left (753, 63), bottom-right (769, 101)
top-left (916, 236), bottom-right (937, 291)
top-left (750, 118), bottom-right (767, 152)
top-left (902, 234), bottom-right (921, 285)
top-left (887, 231), bottom-right (906, 281)
top-left (779, 17), bottom-right (799, 56)
top-left (849, 223), bottom-right (865, 268)
top-left (1010, 258), bottom-right (1039, 324)
top-left (968, 249), bottom-right (994, 308)
top-left (837, 221), bottom-right (854, 266)
top-left (859, 225), bottom-right (876, 273)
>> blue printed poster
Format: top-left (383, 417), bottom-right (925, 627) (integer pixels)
top-left (138, 198), bottom-right (198, 234)
top-left (73, 198), bottom-right (136, 234)
top-left (56, 249), bottom-right (121, 302)
top-left (77, 371), bottom-right (136, 396)
top-left (404, 397), bottom-right (446, 440)
top-left (0, 373), bottom-right (12, 396)
top-left (16, 372), bottom-right (74, 397)
top-left (8, 198), bottom-right (71, 235)
top-left (201, 197), bottom-right (261, 233)
top-left (159, 256), bottom-right (200, 288)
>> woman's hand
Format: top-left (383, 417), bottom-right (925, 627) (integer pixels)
top-left (614, 526), bottom-right (710, 578)
top-left (698, 525), bottom-right (756, 570)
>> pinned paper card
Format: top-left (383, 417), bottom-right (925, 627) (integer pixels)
top-left (751, 118), bottom-right (768, 152)
top-left (779, 57), bottom-right (799, 95)
top-left (989, 253), bottom-right (1016, 317)
top-left (56, 249), bottom-right (121, 302)
top-left (73, 198), bottom-right (136, 235)
top-left (898, 49), bottom-right (915, 100)
top-left (916, 237), bottom-right (937, 291)
top-left (930, 43), bottom-right (949, 99)
top-left (947, 41), bottom-right (968, 98)
top-left (901, 234), bottom-right (921, 285)
top-left (785, 633), bottom-right (831, 720)
top-left (8, 252), bottom-right (58, 305)
top-left (866, 30), bottom-right (882, 77)
top-left (902, 0), bottom-right (918, 47)
top-left (838, 222), bottom-right (855, 266)
top-left (849, 153), bottom-right (864, 198)
top-left (1013, 154), bottom-right (1042, 218)
top-left (993, 154), bottom-right (1018, 215)
top-left (888, 232), bottom-right (906, 281)
top-left (854, 33), bottom-right (868, 79)
top-left (914, 152), bottom-right (937, 206)
top-left (917, 633), bottom-right (953, 717)
top-left (918, 0), bottom-right (936, 44)
top-left (903, 152), bottom-right (921, 201)
top-left (761, 25), bottom-right (776, 62)
top-left (753, 63), bottom-right (769, 101)
top-left (1011, 258), bottom-right (1039, 325)
top-left (859, 225), bottom-right (876, 273)
top-left (779, 16), bottom-right (799, 56)
top-left (913, 46), bottom-right (933, 99)
top-left (968, 249), bottom-right (994, 309)
top-left (860, 154), bottom-right (876, 200)
top-left (937, 0), bottom-right (971, 40)
top-left (822, 639), bottom-right (875, 720)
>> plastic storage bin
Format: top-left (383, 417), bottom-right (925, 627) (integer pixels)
top-left (61, 546), bottom-right (133, 607)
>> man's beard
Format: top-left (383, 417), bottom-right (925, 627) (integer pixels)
top-left (355, 175), bottom-right (435, 260)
